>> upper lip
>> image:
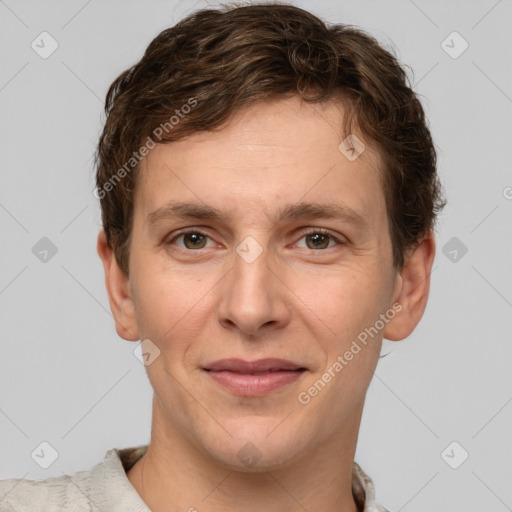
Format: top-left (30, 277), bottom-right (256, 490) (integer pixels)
top-left (204, 358), bottom-right (306, 373)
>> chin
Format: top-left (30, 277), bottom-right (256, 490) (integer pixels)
top-left (202, 425), bottom-right (309, 473)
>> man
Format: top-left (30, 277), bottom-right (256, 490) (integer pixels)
top-left (0, 3), bottom-right (444, 511)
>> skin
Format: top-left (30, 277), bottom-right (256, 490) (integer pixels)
top-left (97, 94), bottom-right (435, 512)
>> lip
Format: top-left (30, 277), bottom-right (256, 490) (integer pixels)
top-left (204, 358), bottom-right (305, 373)
top-left (203, 358), bottom-right (307, 397)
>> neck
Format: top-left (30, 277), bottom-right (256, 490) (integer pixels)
top-left (127, 396), bottom-right (363, 512)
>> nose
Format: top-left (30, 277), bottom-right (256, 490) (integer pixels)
top-left (216, 241), bottom-right (291, 338)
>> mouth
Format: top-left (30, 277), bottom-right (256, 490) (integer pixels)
top-left (203, 358), bottom-right (308, 397)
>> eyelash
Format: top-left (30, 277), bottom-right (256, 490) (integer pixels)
top-left (166, 228), bottom-right (345, 251)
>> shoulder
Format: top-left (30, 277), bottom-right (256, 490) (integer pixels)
top-left (353, 462), bottom-right (392, 512)
top-left (0, 446), bottom-right (149, 512)
top-left (0, 470), bottom-right (91, 511)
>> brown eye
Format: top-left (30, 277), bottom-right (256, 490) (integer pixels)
top-left (167, 230), bottom-right (213, 250)
top-left (182, 232), bottom-right (208, 249)
top-left (305, 233), bottom-right (331, 250)
top-left (296, 229), bottom-right (343, 250)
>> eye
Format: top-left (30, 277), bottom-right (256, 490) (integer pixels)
top-left (167, 230), bottom-right (216, 250)
top-left (166, 228), bottom-right (345, 252)
top-left (295, 228), bottom-right (344, 250)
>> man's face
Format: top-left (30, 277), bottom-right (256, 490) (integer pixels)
top-left (126, 95), bottom-right (401, 469)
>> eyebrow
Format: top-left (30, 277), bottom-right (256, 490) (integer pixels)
top-left (146, 200), bottom-right (369, 232)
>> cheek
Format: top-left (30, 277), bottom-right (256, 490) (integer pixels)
top-left (130, 263), bottom-right (192, 342)
top-left (289, 262), bottom-right (387, 345)
top-left (294, 270), bottom-right (386, 427)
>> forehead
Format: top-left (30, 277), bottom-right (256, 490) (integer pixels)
top-left (134, 95), bottom-right (386, 230)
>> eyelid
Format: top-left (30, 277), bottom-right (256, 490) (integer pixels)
top-left (166, 227), bottom-right (346, 250)
top-left (165, 228), bottom-right (216, 248)
top-left (293, 227), bottom-right (346, 247)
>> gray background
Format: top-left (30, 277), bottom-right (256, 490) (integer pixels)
top-left (1, 0), bottom-right (511, 510)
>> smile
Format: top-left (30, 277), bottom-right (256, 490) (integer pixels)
top-left (203, 358), bottom-right (308, 397)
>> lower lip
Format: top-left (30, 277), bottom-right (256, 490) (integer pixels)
top-left (205, 369), bottom-right (305, 397)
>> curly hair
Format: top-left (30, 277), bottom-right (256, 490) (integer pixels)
top-left (95, 2), bottom-right (445, 276)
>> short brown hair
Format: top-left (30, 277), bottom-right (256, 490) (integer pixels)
top-left (95, 2), bottom-right (445, 276)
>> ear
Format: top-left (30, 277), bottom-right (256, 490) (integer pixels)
top-left (383, 230), bottom-right (436, 341)
top-left (97, 230), bottom-right (139, 342)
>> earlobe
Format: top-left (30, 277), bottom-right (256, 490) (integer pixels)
top-left (383, 230), bottom-right (436, 342)
top-left (97, 230), bottom-right (140, 342)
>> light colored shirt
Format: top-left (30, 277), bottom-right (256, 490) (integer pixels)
top-left (0, 445), bottom-right (390, 511)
